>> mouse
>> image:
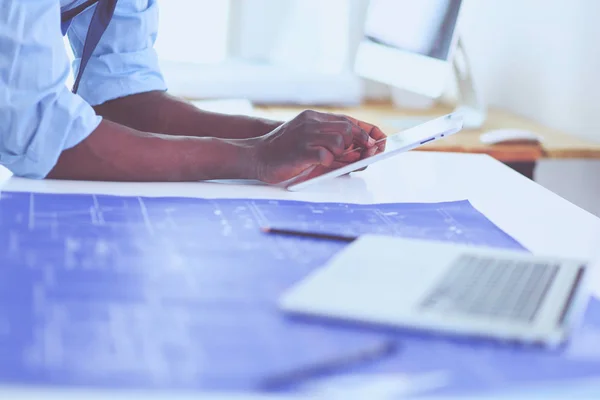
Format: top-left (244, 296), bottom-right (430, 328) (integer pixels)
top-left (479, 129), bottom-right (542, 145)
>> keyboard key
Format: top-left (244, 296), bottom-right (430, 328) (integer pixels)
top-left (420, 254), bottom-right (559, 323)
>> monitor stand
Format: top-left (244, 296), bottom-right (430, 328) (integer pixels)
top-left (383, 37), bottom-right (487, 131)
top-left (451, 37), bottom-right (487, 129)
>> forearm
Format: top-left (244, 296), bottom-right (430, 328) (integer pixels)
top-left (48, 119), bottom-right (257, 182)
top-left (93, 91), bottom-right (282, 139)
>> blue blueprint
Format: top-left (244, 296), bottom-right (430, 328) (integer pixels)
top-left (3, 191), bottom-right (595, 395)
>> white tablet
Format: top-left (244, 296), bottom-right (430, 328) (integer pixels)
top-left (287, 113), bottom-right (464, 191)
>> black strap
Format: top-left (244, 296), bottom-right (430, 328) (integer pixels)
top-left (71, 0), bottom-right (118, 94)
top-left (61, 0), bottom-right (101, 23)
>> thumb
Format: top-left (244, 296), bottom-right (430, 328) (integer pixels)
top-left (275, 147), bottom-right (334, 189)
top-left (276, 166), bottom-right (316, 189)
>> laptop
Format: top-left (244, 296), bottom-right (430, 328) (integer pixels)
top-left (279, 235), bottom-right (591, 347)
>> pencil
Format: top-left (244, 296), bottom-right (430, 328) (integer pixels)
top-left (258, 340), bottom-right (399, 391)
top-left (261, 227), bottom-right (357, 242)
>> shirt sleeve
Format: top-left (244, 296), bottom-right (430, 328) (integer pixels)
top-left (66, 0), bottom-right (167, 106)
top-left (0, 0), bottom-right (102, 179)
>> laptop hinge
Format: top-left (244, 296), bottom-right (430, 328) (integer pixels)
top-left (557, 266), bottom-right (587, 327)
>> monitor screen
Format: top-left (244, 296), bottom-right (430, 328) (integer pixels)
top-left (363, 0), bottom-right (463, 61)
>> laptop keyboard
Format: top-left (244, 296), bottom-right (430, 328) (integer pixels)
top-left (420, 254), bottom-right (560, 323)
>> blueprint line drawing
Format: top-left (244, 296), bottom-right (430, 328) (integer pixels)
top-left (0, 192), bottom-right (529, 392)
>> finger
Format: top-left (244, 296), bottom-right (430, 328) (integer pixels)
top-left (370, 126), bottom-right (386, 141)
top-left (332, 115), bottom-right (374, 148)
top-left (363, 145), bottom-right (379, 158)
top-left (302, 112), bottom-right (373, 149)
top-left (276, 146), bottom-right (332, 189)
top-left (285, 155), bottom-right (362, 188)
top-left (350, 123), bottom-right (375, 148)
top-left (277, 166), bottom-right (317, 188)
top-left (307, 121), bottom-right (354, 148)
top-left (298, 110), bottom-right (381, 138)
top-left (370, 126), bottom-right (387, 153)
top-left (306, 132), bottom-right (350, 157)
top-left (343, 115), bottom-right (387, 151)
top-left (280, 159), bottom-right (335, 188)
top-left (336, 150), bottom-right (361, 164)
top-left (305, 145), bottom-right (335, 168)
top-left (343, 115), bottom-right (377, 135)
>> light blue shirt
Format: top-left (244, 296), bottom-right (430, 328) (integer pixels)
top-left (0, 0), bottom-right (167, 178)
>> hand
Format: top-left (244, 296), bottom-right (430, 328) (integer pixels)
top-left (251, 110), bottom-right (386, 186)
top-left (292, 113), bottom-right (388, 181)
top-left (340, 114), bottom-right (387, 159)
top-left (315, 113), bottom-right (387, 174)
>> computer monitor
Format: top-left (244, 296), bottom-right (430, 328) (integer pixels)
top-left (355, 0), bottom-right (464, 99)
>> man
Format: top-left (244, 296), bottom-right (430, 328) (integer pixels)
top-left (0, 0), bottom-right (386, 186)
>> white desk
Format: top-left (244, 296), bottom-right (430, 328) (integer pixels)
top-left (1, 151), bottom-right (599, 399)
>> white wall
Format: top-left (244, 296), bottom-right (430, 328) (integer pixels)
top-left (457, 0), bottom-right (600, 217)
top-left (460, 0), bottom-right (600, 142)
